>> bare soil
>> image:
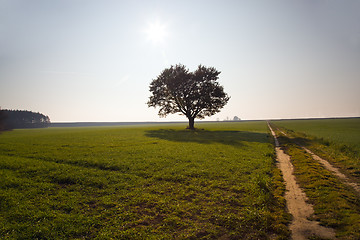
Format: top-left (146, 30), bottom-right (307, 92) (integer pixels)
top-left (268, 123), bottom-right (336, 240)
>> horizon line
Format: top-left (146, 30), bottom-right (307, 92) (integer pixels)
top-left (51, 116), bottom-right (360, 124)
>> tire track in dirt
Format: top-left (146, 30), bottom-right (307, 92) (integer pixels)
top-left (278, 128), bottom-right (360, 194)
top-left (268, 122), bottom-right (335, 240)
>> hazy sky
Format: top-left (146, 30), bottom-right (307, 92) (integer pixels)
top-left (1, 0), bottom-right (359, 122)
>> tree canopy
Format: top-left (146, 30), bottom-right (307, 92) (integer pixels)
top-left (0, 110), bottom-right (6, 131)
top-left (147, 64), bottom-right (230, 129)
top-left (0, 109), bottom-right (50, 129)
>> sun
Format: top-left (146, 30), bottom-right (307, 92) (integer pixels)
top-left (145, 21), bottom-right (168, 44)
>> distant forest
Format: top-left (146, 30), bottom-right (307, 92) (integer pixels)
top-left (0, 109), bottom-right (50, 130)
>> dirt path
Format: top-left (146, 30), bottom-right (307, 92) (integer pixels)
top-left (278, 128), bottom-right (360, 194)
top-left (268, 123), bottom-right (336, 240)
top-left (303, 147), bottom-right (360, 193)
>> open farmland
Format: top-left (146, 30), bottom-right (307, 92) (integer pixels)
top-left (273, 118), bottom-right (360, 181)
top-left (0, 122), bottom-right (290, 239)
top-left (272, 118), bottom-right (360, 153)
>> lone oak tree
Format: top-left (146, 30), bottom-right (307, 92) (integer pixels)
top-left (147, 64), bottom-right (230, 129)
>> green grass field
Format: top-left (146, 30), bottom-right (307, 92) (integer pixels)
top-left (0, 122), bottom-right (290, 239)
top-left (272, 118), bottom-right (360, 152)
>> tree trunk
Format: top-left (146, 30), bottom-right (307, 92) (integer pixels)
top-left (187, 117), bottom-right (195, 130)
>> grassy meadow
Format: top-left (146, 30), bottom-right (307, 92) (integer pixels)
top-left (0, 122), bottom-right (290, 239)
top-left (272, 118), bottom-right (360, 153)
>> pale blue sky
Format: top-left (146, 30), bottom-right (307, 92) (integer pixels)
top-left (1, 0), bottom-right (359, 122)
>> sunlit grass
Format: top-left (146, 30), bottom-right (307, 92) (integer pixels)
top-left (0, 122), bottom-right (290, 239)
top-left (273, 118), bottom-right (360, 181)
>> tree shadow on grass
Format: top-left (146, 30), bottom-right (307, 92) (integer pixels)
top-left (145, 129), bottom-right (269, 147)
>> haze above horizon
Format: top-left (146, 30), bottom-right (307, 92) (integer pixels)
top-left (1, 0), bottom-right (359, 122)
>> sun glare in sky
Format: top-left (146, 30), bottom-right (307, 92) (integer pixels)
top-left (145, 20), bottom-right (168, 44)
top-left (1, 1), bottom-right (359, 122)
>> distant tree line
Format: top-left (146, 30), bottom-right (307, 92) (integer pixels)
top-left (0, 109), bottom-right (50, 130)
top-left (0, 110), bottom-right (6, 131)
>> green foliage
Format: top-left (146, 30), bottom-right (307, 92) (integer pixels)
top-left (0, 110), bottom-right (6, 131)
top-left (147, 64), bottom-right (230, 129)
top-left (0, 122), bottom-right (289, 239)
top-left (0, 109), bottom-right (50, 129)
